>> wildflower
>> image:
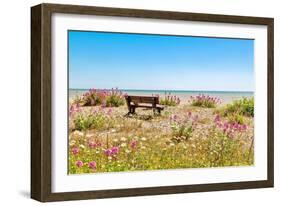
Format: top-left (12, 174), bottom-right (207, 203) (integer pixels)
top-left (113, 138), bottom-right (118, 142)
top-left (130, 140), bottom-right (137, 150)
top-left (104, 149), bottom-right (112, 156)
top-left (193, 115), bottom-right (199, 121)
top-left (120, 137), bottom-right (127, 141)
top-left (169, 143), bottom-right (175, 147)
top-left (125, 149), bottom-right (130, 153)
top-left (88, 141), bottom-right (97, 149)
top-left (88, 161), bottom-right (97, 170)
top-left (85, 133), bottom-right (94, 138)
top-left (73, 130), bottom-right (84, 137)
top-left (141, 137), bottom-right (147, 141)
top-left (107, 108), bottom-right (112, 115)
top-left (121, 143), bottom-right (127, 147)
top-left (71, 147), bottom-right (79, 155)
top-left (214, 114), bottom-right (221, 122)
top-left (79, 144), bottom-right (85, 149)
top-left (76, 160), bottom-right (83, 167)
top-left (69, 140), bottom-right (76, 146)
top-left (111, 146), bottom-right (120, 155)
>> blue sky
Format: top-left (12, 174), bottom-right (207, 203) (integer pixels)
top-left (68, 30), bottom-right (254, 92)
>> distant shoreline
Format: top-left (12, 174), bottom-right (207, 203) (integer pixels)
top-left (69, 88), bottom-right (254, 104)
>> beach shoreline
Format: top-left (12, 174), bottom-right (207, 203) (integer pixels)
top-left (69, 89), bottom-right (254, 105)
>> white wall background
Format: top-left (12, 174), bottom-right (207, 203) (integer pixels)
top-left (0, 0), bottom-right (279, 205)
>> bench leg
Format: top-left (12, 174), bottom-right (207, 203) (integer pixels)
top-left (132, 107), bottom-right (136, 114)
top-left (157, 108), bottom-right (161, 114)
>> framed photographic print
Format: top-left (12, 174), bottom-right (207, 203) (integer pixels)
top-left (31, 3), bottom-right (274, 202)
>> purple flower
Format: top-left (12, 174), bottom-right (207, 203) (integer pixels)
top-left (88, 161), bottom-right (97, 170)
top-left (214, 114), bottom-right (221, 122)
top-left (104, 149), bottom-right (112, 156)
top-left (111, 146), bottom-right (120, 155)
top-left (88, 141), bottom-right (97, 149)
top-left (76, 160), bottom-right (83, 167)
top-left (71, 147), bottom-right (79, 155)
top-left (130, 140), bottom-right (137, 150)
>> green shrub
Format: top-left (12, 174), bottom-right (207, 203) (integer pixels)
top-left (220, 97), bottom-right (254, 117)
top-left (72, 111), bottom-right (107, 131)
top-left (171, 123), bottom-right (193, 142)
top-left (160, 94), bottom-right (180, 106)
top-left (106, 93), bottom-right (125, 107)
top-left (227, 113), bottom-right (245, 124)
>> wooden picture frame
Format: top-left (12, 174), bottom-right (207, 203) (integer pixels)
top-left (31, 3), bottom-right (274, 202)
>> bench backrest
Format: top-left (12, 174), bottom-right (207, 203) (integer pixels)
top-left (125, 95), bottom-right (159, 105)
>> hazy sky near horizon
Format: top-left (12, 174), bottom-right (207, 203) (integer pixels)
top-left (68, 30), bottom-right (254, 91)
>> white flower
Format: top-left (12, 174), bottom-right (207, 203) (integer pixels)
top-left (120, 137), bottom-right (127, 141)
top-left (125, 149), bottom-right (130, 153)
top-left (85, 133), bottom-right (94, 138)
top-left (79, 144), bottom-right (85, 149)
top-left (121, 143), bottom-right (127, 147)
top-left (140, 137), bottom-right (147, 141)
top-left (73, 130), bottom-right (84, 137)
top-left (69, 140), bottom-right (76, 146)
top-left (113, 138), bottom-right (118, 142)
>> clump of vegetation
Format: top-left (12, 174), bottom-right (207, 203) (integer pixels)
top-left (160, 93), bottom-right (180, 106)
top-left (105, 89), bottom-right (125, 107)
top-left (219, 97), bottom-right (254, 117)
top-left (68, 95), bottom-right (254, 174)
top-left (69, 104), bottom-right (112, 131)
top-left (188, 94), bottom-right (221, 108)
top-left (169, 112), bottom-right (198, 143)
top-left (78, 88), bottom-right (125, 107)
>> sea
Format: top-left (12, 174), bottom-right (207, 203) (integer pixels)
top-left (69, 89), bottom-right (254, 104)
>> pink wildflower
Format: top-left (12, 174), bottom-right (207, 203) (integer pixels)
top-left (88, 141), bottom-right (97, 149)
top-left (104, 149), bottom-right (112, 156)
top-left (71, 147), bottom-right (79, 155)
top-left (130, 140), bottom-right (137, 150)
top-left (88, 161), bottom-right (97, 170)
top-left (111, 146), bottom-right (120, 155)
top-left (76, 160), bottom-right (83, 167)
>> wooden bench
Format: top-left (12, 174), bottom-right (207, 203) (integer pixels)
top-left (125, 95), bottom-right (165, 115)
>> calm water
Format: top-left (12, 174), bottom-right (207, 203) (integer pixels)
top-left (69, 89), bottom-right (253, 104)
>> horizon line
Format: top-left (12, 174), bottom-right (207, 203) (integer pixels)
top-left (69, 88), bottom-right (254, 93)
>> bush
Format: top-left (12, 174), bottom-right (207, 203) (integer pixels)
top-left (80, 88), bottom-right (125, 107)
top-left (70, 106), bottom-right (111, 131)
top-left (220, 97), bottom-right (254, 117)
top-left (105, 89), bottom-right (125, 107)
top-left (189, 94), bottom-right (221, 108)
top-left (170, 112), bottom-right (198, 142)
top-left (160, 93), bottom-right (180, 106)
top-left (227, 113), bottom-right (245, 124)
